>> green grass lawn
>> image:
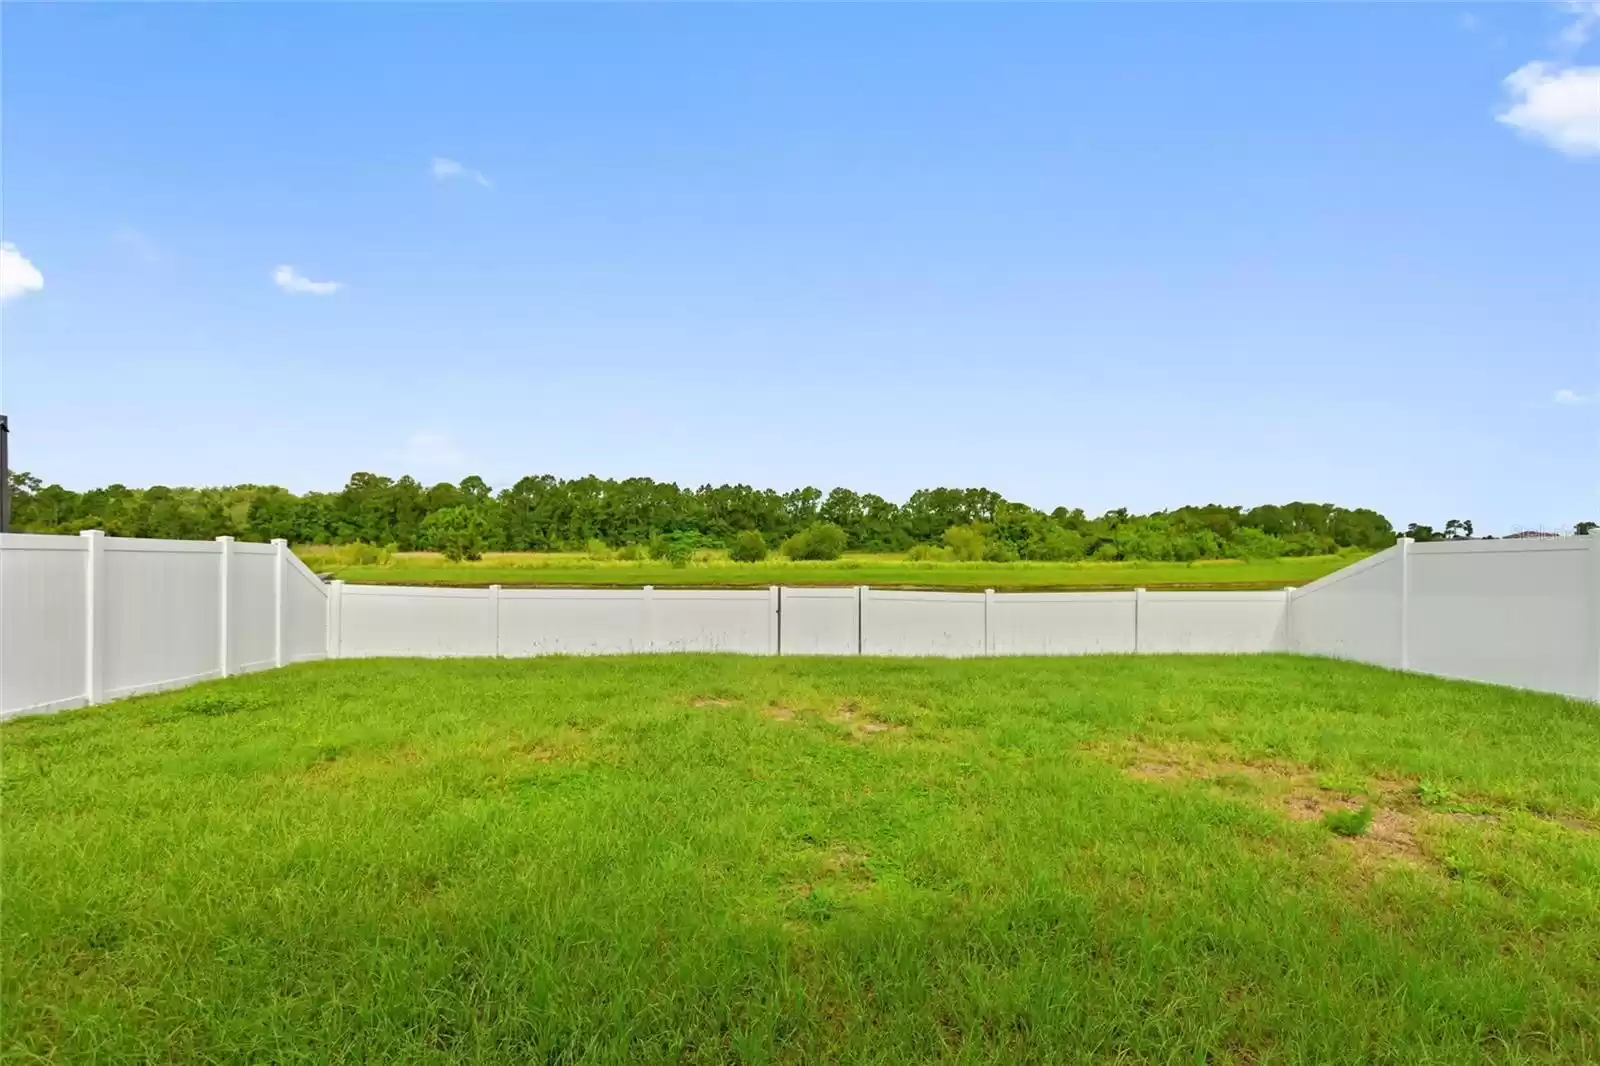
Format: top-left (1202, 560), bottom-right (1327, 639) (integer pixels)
top-left (4, 656), bottom-right (1598, 1063)
top-left (309, 550), bottom-right (1363, 591)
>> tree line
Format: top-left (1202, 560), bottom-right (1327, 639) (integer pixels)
top-left (7, 469), bottom-right (1536, 563)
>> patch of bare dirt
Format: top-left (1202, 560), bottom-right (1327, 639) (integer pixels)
top-left (1280, 788), bottom-right (1423, 863)
top-left (763, 704), bottom-right (795, 722)
top-left (1092, 739), bottom-right (1439, 865)
top-left (1128, 761), bottom-right (1184, 781)
top-left (690, 696), bottom-right (736, 708)
top-left (829, 701), bottom-right (903, 738)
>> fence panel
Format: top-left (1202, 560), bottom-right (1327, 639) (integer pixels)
top-left (1288, 547), bottom-right (1404, 668)
top-left (1, 534), bottom-right (88, 716)
top-left (861, 589), bottom-right (986, 657)
top-left (283, 552), bottom-right (329, 663)
top-left (652, 590), bottom-right (776, 654)
top-left (780, 587), bottom-right (861, 655)
top-left (990, 591), bottom-right (1136, 655)
top-left (101, 539), bottom-right (223, 699)
top-left (1138, 591), bottom-right (1289, 653)
top-left (498, 589), bottom-right (650, 656)
top-left (1408, 539), bottom-right (1597, 700)
top-left (337, 585), bottom-right (494, 658)
top-left (229, 544), bottom-right (278, 674)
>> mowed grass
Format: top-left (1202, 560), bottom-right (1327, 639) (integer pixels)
top-left (314, 550), bottom-right (1363, 591)
top-left (4, 656), bottom-right (1599, 1064)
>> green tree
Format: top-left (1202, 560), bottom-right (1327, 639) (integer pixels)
top-left (422, 506), bottom-right (491, 562)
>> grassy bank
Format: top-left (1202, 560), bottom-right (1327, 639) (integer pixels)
top-left (4, 655), bottom-right (1597, 1062)
top-left (302, 549), bottom-right (1366, 591)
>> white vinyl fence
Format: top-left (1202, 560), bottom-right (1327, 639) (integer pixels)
top-left (1, 532), bottom-right (328, 716)
top-left (1290, 536), bottom-right (1600, 701)
top-left (319, 584), bottom-right (1294, 662)
top-left (3, 532), bottom-right (1597, 718)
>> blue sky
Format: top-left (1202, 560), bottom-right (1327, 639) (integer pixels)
top-left (2, 3), bottom-right (1596, 533)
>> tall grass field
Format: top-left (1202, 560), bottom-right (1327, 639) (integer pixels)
top-left (3, 656), bottom-right (1597, 1063)
top-left (299, 548), bottom-right (1366, 591)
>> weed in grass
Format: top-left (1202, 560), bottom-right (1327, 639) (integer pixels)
top-left (173, 691), bottom-right (265, 717)
top-left (1417, 779), bottom-right (1458, 808)
top-left (1324, 804), bottom-right (1375, 837)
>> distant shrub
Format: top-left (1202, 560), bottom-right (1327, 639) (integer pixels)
top-left (942, 524), bottom-right (986, 562)
top-left (1090, 541), bottom-right (1120, 562)
top-left (614, 544), bottom-right (645, 562)
top-left (982, 540), bottom-right (1020, 563)
top-left (421, 506), bottom-right (491, 562)
top-left (1026, 527), bottom-right (1084, 562)
top-left (651, 531), bottom-right (702, 568)
top-left (782, 522), bottom-right (847, 561)
top-left (728, 530), bottom-right (768, 563)
top-left (585, 538), bottom-right (612, 561)
top-left (1322, 805), bottom-right (1373, 837)
top-left (1228, 527), bottom-right (1287, 561)
top-left (906, 543), bottom-right (953, 562)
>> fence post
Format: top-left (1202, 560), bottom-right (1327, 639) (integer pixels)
top-left (984, 588), bottom-right (995, 656)
top-left (641, 585), bottom-right (654, 653)
top-left (856, 585), bottom-right (868, 656)
top-left (80, 530), bottom-right (104, 704)
top-left (488, 584), bottom-right (501, 657)
top-left (216, 536), bottom-right (234, 678)
top-left (769, 586), bottom-right (781, 656)
top-left (1396, 537), bottom-right (1413, 671)
top-left (1133, 587), bottom-right (1146, 653)
top-left (327, 579), bottom-right (344, 659)
top-left (1589, 533), bottom-right (1600, 702)
top-left (272, 539), bottom-right (287, 667)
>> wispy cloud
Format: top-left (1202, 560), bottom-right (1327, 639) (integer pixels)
top-left (1459, 12), bottom-right (1481, 33)
top-left (1556, 1), bottom-right (1600, 51)
top-left (1496, 3), bottom-right (1600, 155)
top-left (272, 264), bottom-right (343, 296)
top-left (0, 242), bottom-right (44, 303)
top-left (431, 156), bottom-right (493, 189)
top-left (1553, 388), bottom-right (1595, 405)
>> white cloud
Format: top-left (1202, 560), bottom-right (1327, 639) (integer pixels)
top-left (403, 431), bottom-right (466, 468)
top-left (1459, 12), bottom-right (1480, 33)
top-left (430, 156), bottom-right (492, 188)
top-left (272, 264), bottom-right (343, 296)
top-left (0, 242), bottom-right (44, 303)
top-left (1553, 388), bottom-right (1595, 405)
top-left (1556, 1), bottom-right (1600, 52)
top-left (1496, 61), bottom-right (1600, 155)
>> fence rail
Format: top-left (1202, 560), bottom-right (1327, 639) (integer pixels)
top-left (3, 533), bottom-right (1596, 719)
